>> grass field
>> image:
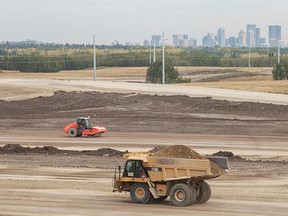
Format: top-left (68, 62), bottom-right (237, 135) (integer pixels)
top-left (0, 67), bottom-right (147, 80)
top-left (187, 76), bottom-right (288, 94)
top-left (1, 66), bottom-right (287, 94)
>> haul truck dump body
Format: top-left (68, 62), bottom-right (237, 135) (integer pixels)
top-left (113, 145), bottom-right (228, 207)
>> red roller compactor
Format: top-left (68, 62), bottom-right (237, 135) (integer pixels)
top-left (64, 116), bottom-right (106, 137)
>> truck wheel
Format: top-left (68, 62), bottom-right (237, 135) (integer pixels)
top-left (130, 183), bottom-right (153, 204)
top-left (170, 183), bottom-right (197, 206)
top-left (68, 128), bottom-right (77, 137)
top-left (195, 181), bottom-right (211, 204)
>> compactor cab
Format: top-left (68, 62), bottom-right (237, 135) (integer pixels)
top-left (77, 117), bottom-right (91, 130)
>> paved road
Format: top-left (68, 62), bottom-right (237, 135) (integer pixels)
top-left (2, 78), bottom-right (288, 104)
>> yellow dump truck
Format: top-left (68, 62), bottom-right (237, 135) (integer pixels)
top-left (113, 149), bottom-right (228, 207)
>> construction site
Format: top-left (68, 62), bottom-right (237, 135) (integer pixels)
top-left (0, 68), bottom-right (288, 215)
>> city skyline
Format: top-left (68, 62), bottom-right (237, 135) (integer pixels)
top-left (2, 24), bottom-right (286, 48)
top-left (145, 24), bottom-right (284, 48)
top-left (1, 0), bottom-right (288, 45)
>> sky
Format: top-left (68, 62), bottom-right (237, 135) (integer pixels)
top-left (1, 0), bottom-right (288, 45)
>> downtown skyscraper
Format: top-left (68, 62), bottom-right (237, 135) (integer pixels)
top-left (246, 24), bottom-right (256, 47)
top-left (269, 25), bottom-right (281, 47)
top-left (238, 30), bottom-right (246, 47)
top-left (217, 27), bottom-right (226, 47)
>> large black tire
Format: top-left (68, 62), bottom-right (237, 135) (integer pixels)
top-left (68, 128), bottom-right (77, 137)
top-left (169, 183), bottom-right (197, 206)
top-left (130, 183), bottom-right (153, 204)
top-left (195, 181), bottom-right (211, 204)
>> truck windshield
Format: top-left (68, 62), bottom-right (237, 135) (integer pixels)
top-left (123, 160), bottom-right (146, 178)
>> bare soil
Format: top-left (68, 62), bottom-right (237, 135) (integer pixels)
top-left (1, 70), bottom-right (288, 215)
top-left (0, 144), bottom-right (126, 157)
top-left (1, 91), bottom-right (288, 136)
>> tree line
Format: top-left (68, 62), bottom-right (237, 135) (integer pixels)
top-left (0, 56), bottom-right (92, 72)
top-left (1, 47), bottom-right (288, 72)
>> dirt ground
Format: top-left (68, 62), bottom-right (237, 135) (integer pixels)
top-left (0, 146), bottom-right (287, 216)
top-left (0, 68), bottom-right (288, 215)
top-left (1, 91), bottom-right (288, 136)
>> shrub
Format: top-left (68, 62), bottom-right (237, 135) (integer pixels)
top-left (146, 61), bottom-right (180, 84)
top-left (272, 63), bottom-right (286, 80)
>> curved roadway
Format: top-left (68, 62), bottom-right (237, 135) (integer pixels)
top-left (1, 78), bottom-right (288, 104)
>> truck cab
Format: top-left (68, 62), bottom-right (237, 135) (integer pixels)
top-left (122, 160), bottom-right (147, 179)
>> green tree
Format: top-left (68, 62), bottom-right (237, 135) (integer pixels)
top-left (283, 63), bottom-right (288, 80)
top-left (272, 63), bottom-right (285, 80)
top-left (272, 64), bottom-right (279, 80)
top-left (146, 61), bottom-right (179, 84)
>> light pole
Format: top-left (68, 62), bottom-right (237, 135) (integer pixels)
top-left (93, 35), bottom-right (97, 81)
top-left (248, 45), bottom-right (251, 72)
top-left (162, 33), bottom-right (167, 85)
top-left (153, 37), bottom-right (156, 62)
top-left (278, 40), bottom-right (280, 64)
top-left (149, 41), bottom-right (152, 65)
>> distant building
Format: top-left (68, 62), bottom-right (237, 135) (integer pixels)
top-left (173, 34), bottom-right (189, 47)
top-left (238, 30), bottom-right (246, 47)
top-left (256, 28), bottom-right (261, 47)
top-left (189, 38), bottom-right (197, 47)
top-left (246, 24), bottom-right (256, 47)
top-left (152, 35), bottom-right (161, 47)
top-left (260, 38), bottom-right (267, 47)
top-left (178, 39), bottom-right (189, 47)
top-left (143, 39), bottom-right (150, 47)
top-left (19, 39), bottom-right (43, 45)
top-left (111, 40), bottom-right (120, 46)
top-left (269, 25), bottom-right (281, 47)
top-left (125, 42), bottom-right (133, 46)
top-left (217, 27), bottom-right (226, 47)
top-left (247, 30), bottom-right (254, 48)
top-left (227, 37), bottom-right (236, 47)
top-left (202, 33), bottom-right (215, 47)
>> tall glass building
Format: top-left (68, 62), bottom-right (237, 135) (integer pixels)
top-left (246, 24), bottom-right (256, 47)
top-left (269, 25), bottom-right (281, 47)
top-left (217, 27), bottom-right (226, 47)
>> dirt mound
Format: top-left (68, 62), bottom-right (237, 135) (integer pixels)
top-left (153, 145), bottom-right (205, 159)
top-left (1, 144), bottom-right (65, 155)
top-left (0, 144), bottom-right (125, 157)
top-left (148, 146), bottom-right (167, 153)
top-left (212, 151), bottom-right (244, 160)
top-left (83, 148), bottom-right (127, 157)
top-left (153, 145), bottom-right (224, 175)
